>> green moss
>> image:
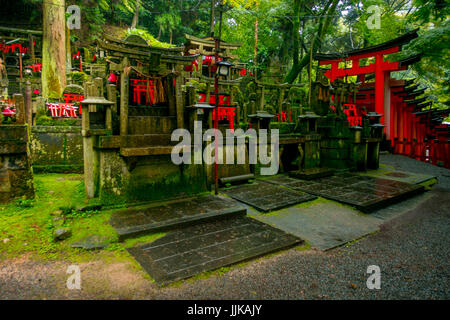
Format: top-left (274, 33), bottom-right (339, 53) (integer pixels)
top-left (32, 164), bottom-right (84, 174)
top-left (67, 73), bottom-right (89, 87)
top-left (125, 28), bottom-right (175, 48)
top-left (35, 115), bottom-right (79, 127)
top-left (122, 233), bottom-right (165, 248)
top-left (0, 174), bottom-right (123, 261)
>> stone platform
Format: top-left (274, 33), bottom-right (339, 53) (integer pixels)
top-left (221, 181), bottom-right (317, 212)
top-left (127, 217), bottom-right (302, 285)
top-left (360, 166), bottom-right (437, 186)
top-left (288, 167), bottom-right (334, 180)
top-left (263, 174), bottom-right (425, 213)
top-left (253, 201), bottom-right (381, 250)
top-left (109, 195), bottom-right (246, 240)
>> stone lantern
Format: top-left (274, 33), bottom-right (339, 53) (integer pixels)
top-left (365, 111), bottom-right (383, 125)
top-left (248, 110), bottom-right (274, 131)
top-left (350, 125), bottom-right (363, 143)
top-left (369, 123), bottom-right (385, 139)
top-left (297, 111), bottom-right (321, 135)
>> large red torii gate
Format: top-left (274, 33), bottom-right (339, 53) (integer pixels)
top-left (314, 29), bottom-right (419, 138)
top-left (315, 29), bottom-right (450, 169)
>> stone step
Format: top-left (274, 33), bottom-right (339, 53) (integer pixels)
top-left (109, 194), bottom-right (247, 241)
top-left (127, 216), bottom-right (302, 285)
top-left (264, 173), bottom-right (425, 213)
top-left (222, 181), bottom-right (317, 212)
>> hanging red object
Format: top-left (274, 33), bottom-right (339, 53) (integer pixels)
top-left (108, 73), bottom-right (118, 83)
top-left (2, 108), bottom-right (16, 117)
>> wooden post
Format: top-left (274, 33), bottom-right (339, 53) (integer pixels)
top-left (107, 84), bottom-right (117, 113)
top-left (28, 34), bottom-right (35, 63)
top-left (24, 80), bottom-right (32, 126)
top-left (231, 86), bottom-right (240, 125)
top-left (106, 84), bottom-right (116, 131)
top-left (19, 52), bottom-right (23, 80)
top-left (259, 86), bottom-right (265, 111)
top-left (375, 54), bottom-right (385, 125)
top-left (13, 94), bottom-right (25, 125)
top-left (120, 57), bottom-right (129, 136)
top-left (278, 88), bottom-right (284, 120)
top-left (175, 65), bottom-right (184, 129)
top-left (206, 83), bottom-right (211, 105)
top-left (167, 75), bottom-right (176, 116)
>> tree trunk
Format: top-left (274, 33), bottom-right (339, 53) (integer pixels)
top-left (210, 0), bottom-right (215, 36)
top-left (285, 0), bottom-right (339, 84)
top-left (157, 26), bottom-right (162, 40)
top-left (42, 0), bottom-right (66, 99)
top-left (254, 18), bottom-right (258, 78)
top-left (131, 2), bottom-right (140, 28)
top-left (65, 25), bottom-right (72, 74)
top-left (169, 30), bottom-right (173, 44)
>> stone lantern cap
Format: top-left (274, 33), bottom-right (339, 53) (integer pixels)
top-left (350, 125), bottom-right (363, 130)
top-left (298, 111), bottom-right (321, 119)
top-left (192, 103), bottom-right (216, 109)
top-left (81, 97), bottom-right (115, 105)
top-left (365, 111), bottom-right (383, 118)
top-left (369, 123), bottom-right (385, 128)
top-left (248, 110), bottom-right (275, 119)
top-left (216, 60), bottom-right (234, 68)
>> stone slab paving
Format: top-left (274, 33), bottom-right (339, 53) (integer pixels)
top-left (263, 174), bottom-right (425, 213)
top-left (221, 181), bottom-right (317, 212)
top-left (253, 201), bottom-right (381, 251)
top-left (360, 164), bottom-right (437, 185)
top-left (109, 195), bottom-right (246, 240)
top-left (288, 167), bottom-right (335, 180)
top-left (127, 217), bottom-right (303, 285)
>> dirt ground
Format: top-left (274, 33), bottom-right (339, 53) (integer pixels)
top-left (0, 187), bottom-right (448, 300)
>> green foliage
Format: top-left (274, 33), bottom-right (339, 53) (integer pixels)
top-left (125, 28), bottom-right (175, 48)
top-left (35, 115), bottom-right (79, 127)
top-left (68, 72), bottom-right (89, 87)
top-left (35, 115), bottom-right (54, 126)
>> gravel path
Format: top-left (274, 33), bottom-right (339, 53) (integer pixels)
top-left (0, 155), bottom-right (449, 299)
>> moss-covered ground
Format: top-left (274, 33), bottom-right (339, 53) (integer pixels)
top-left (0, 173), bottom-right (164, 266)
top-left (0, 173), bottom-right (311, 287)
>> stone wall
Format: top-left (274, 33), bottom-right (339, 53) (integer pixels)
top-left (97, 151), bottom-right (207, 204)
top-left (0, 125), bottom-right (35, 203)
top-left (30, 126), bottom-right (83, 173)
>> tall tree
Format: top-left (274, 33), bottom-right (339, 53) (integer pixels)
top-left (131, 0), bottom-right (140, 28)
top-left (210, 0), bottom-right (216, 36)
top-left (42, 0), bottom-right (66, 98)
top-left (284, 0), bottom-right (339, 83)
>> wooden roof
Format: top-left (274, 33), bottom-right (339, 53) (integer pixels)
top-left (184, 34), bottom-right (242, 49)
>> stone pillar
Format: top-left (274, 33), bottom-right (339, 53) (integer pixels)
top-left (106, 84), bottom-right (116, 131)
top-left (25, 80), bottom-right (33, 126)
top-left (13, 94), bottom-right (26, 125)
top-left (82, 83), bottom-right (95, 198)
top-left (120, 58), bottom-right (129, 136)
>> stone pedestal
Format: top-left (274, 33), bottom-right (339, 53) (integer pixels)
top-left (0, 125), bottom-right (35, 203)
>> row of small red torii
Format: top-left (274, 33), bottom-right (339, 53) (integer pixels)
top-left (46, 94), bottom-right (85, 118)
